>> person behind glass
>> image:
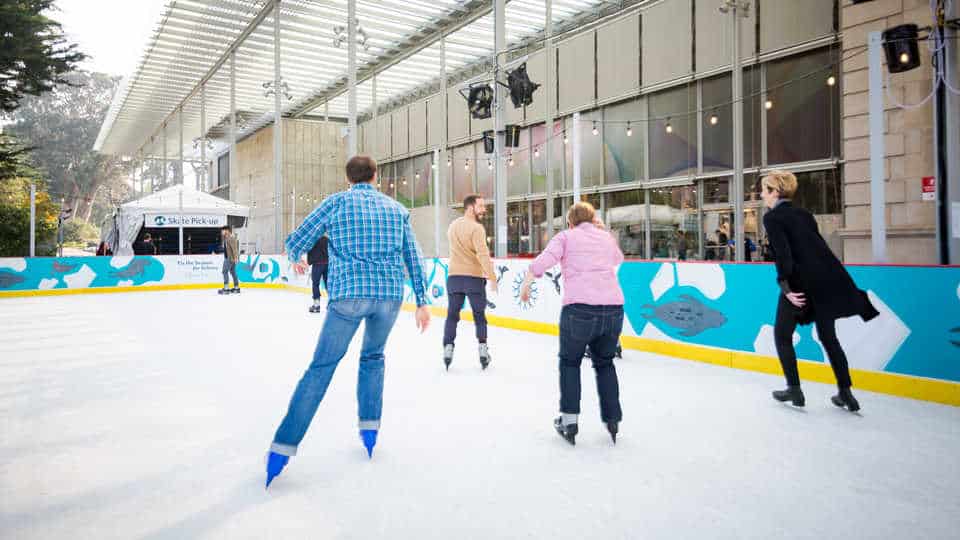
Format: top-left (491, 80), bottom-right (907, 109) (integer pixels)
top-left (520, 202), bottom-right (625, 446)
top-left (676, 227), bottom-right (687, 260)
top-left (138, 233), bottom-right (157, 255)
top-left (761, 170), bottom-right (879, 411)
top-left (307, 234), bottom-right (329, 313)
top-left (443, 194), bottom-right (498, 371)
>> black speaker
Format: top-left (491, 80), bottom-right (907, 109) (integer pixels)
top-left (881, 24), bottom-right (922, 73)
top-left (504, 125), bottom-right (521, 147)
top-left (482, 130), bottom-right (495, 154)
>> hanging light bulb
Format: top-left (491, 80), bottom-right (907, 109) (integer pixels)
top-left (764, 99), bottom-right (773, 110)
top-left (665, 119), bottom-right (673, 134)
top-left (826, 75), bottom-right (836, 87)
top-left (899, 52), bottom-right (910, 64)
top-left (464, 159), bottom-right (470, 171)
top-left (592, 122), bottom-right (599, 136)
top-left (709, 113), bottom-right (719, 126)
top-left (402, 177), bottom-right (407, 186)
top-left (447, 157), bottom-right (452, 167)
top-left (508, 154), bottom-right (514, 167)
top-left (415, 172), bottom-right (421, 180)
top-left (626, 122), bottom-right (633, 137)
top-left (534, 147), bottom-right (540, 158)
top-left (563, 131), bottom-right (569, 144)
top-left (487, 159), bottom-right (493, 170)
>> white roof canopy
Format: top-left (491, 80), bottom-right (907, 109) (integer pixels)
top-left (122, 185), bottom-right (250, 217)
top-left (95, 0), bottom-right (614, 160)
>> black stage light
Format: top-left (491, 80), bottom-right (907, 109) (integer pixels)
top-left (882, 24), bottom-right (922, 73)
top-left (507, 63), bottom-right (540, 108)
top-left (504, 125), bottom-right (521, 147)
top-left (468, 84), bottom-right (494, 119)
top-left (483, 130), bottom-right (495, 154)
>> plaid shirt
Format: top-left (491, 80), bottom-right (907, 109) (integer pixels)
top-left (285, 182), bottom-right (428, 306)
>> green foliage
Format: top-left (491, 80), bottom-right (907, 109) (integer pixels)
top-left (0, 176), bottom-right (59, 257)
top-left (0, 0), bottom-right (85, 114)
top-left (61, 218), bottom-right (99, 245)
top-left (6, 71), bottom-right (131, 224)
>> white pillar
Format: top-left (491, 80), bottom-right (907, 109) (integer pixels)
top-left (544, 0), bottom-right (555, 240)
top-left (29, 182), bottom-right (36, 257)
top-left (868, 31), bottom-right (887, 262)
top-left (493, 0), bottom-right (507, 258)
top-left (162, 123), bottom-right (168, 187)
top-left (347, 0), bottom-right (358, 158)
top-left (572, 111), bottom-right (581, 201)
top-left (438, 34), bottom-right (448, 257)
top-left (730, 1), bottom-right (746, 262)
top-left (230, 51), bottom-right (238, 193)
top-left (178, 107), bottom-right (184, 185)
top-left (273, 1), bottom-right (284, 252)
top-left (372, 74), bottom-right (378, 160)
top-left (434, 147), bottom-right (441, 257)
top-left (200, 85), bottom-right (207, 192)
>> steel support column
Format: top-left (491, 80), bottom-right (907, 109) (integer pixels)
top-left (868, 32), bottom-right (887, 262)
top-left (347, 0), bottom-right (358, 158)
top-left (544, 0), bottom-right (555, 240)
top-left (273, 1), bottom-right (284, 251)
top-left (493, 0), bottom-right (507, 258)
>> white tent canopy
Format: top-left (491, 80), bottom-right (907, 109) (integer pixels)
top-left (105, 185), bottom-right (249, 255)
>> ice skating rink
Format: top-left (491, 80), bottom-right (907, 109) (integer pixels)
top-left (1, 290), bottom-right (959, 540)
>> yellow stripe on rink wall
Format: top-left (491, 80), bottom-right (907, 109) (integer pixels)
top-left (2, 282), bottom-right (955, 407)
top-left (403, 302), bottom-right (960, 408)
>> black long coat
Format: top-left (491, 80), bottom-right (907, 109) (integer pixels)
top-left (763, 201), bottom-right (879, 325)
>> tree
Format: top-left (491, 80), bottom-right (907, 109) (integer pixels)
top-left (7, 71), bottom-right (132, 225)
top-left (0, 0), bottom-right (85, 114)
top-left (0, 150), bottom-right (59, 257)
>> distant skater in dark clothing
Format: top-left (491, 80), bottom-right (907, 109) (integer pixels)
top-left (308, 235), bottom-right (329, 312)
top-left (760, 171), bottom-right (879, 412)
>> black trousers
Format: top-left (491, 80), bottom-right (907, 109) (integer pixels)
top-left (558, 304), bottom-right (624, 423)
top-left (443, 275), bottom-right (487, 345)
top-left (311, 264), bottom-right (328, 300)
top-left (774, 294), bottom-right (852, 389)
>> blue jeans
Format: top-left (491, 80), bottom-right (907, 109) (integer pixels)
top-left (271, 298), bottom-right (402, 456)
top-left (558, 304), bottom-right (624, 423)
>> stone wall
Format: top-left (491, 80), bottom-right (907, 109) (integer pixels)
top-left (840, 0), bottom-right (940, 263)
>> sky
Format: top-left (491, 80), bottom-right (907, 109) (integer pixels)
top-left (54, 0), bottom-right (168, 77)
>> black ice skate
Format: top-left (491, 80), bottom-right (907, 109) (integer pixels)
top-left (831, 388), bottom-right (861, 412)
top-left (217, 287), bottom-right (229, 295)
top-left (230, 287), bottom-right (240, 294)
top-left (772, 385), bottom-right (805, 407)
top-left (554, 417), bottom-right (578, 446)
top-left (478, 343), bottom-right (490, 370)
top-left (606, 422), bottom-right (619, 444)
top-left (308, 299), bottom-right (322, 313)
top-left (443, 344), bottom-right (454, 371)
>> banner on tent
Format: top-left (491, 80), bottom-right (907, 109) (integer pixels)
top-left (144, 214), bottom-right (226, 228)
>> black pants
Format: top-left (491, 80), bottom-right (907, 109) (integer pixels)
top-left (311, 264), bottom-right (328, 300)
top-left (774, 294), bottom-right (852, 389)
top-left (443, 275), bottom-right (487, 346)
top-left (558, 304), bottom-right (624, 423)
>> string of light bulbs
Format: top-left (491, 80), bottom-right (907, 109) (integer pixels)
top-left (430, 45), bottom-right (864, 169)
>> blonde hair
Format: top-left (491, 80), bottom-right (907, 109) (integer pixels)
top-left (761, 170), bottom-right (798, 199)
top-left (567, 201), bottom-right (596, 227)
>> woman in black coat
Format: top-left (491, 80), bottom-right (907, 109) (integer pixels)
top-left (760, 171), bottom-right (879, 412)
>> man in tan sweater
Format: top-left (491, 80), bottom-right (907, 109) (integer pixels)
top-left (219, 225), bottom-right (241, 294)
top-left (443, 194), bottom-right (498, 370)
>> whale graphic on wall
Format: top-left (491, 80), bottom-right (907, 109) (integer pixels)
top-left (109, 259), bottom-right (152, 279)
top-left (641, 294), bottom-right (727, 337)
top-left (0, 271), bottom-right (25, 288)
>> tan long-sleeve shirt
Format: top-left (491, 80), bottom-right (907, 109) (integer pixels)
top-left (447, 217), bottom-right (496, 280)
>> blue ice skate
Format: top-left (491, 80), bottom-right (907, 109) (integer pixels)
top-left (360, 429), bottom-right (378, 458)
top-left (265, 451), bottom-right (289, 489)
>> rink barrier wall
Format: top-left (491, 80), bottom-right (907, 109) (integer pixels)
top-left (2, 255), bottom-right (958, 407)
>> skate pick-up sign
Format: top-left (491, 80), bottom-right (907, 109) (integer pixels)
top-left (145, 214), bottom-right (227, 228)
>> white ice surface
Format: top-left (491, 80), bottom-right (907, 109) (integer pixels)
top-left (1, 290), bottom-right (959, 540)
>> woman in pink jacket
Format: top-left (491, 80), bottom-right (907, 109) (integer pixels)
top-left (520, 202), bottom-right (625, 446)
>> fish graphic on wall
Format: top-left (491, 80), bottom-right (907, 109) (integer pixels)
top-left (641, 294), bottom-right (727, 337)
top-left (109, 259), bottom-right (152, 279)
top-left (0, 271), bottom-right (26, 288)
top-left (51, 261), bottom-right (78, 274)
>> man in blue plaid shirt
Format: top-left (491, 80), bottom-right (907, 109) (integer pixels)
top-left (266, 155), bottom-right (431, 488)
